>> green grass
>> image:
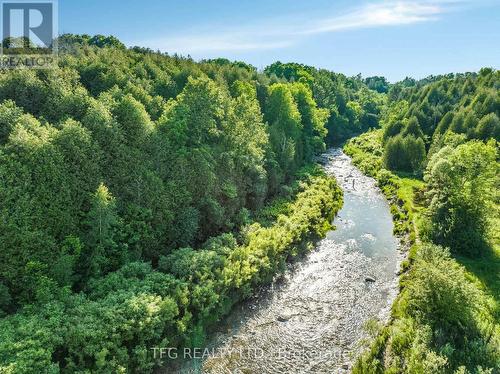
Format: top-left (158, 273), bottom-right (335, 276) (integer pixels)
top-left (457, 249), bottom-right (500, 310)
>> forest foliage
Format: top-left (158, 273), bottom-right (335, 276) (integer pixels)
top-left (381, 68), bottom-right (499, 173)
top-left (0, 36), bottom-right (357, 373)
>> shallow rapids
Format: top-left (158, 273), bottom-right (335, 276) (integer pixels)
top-left (167, 148), bottom-right (402, 374)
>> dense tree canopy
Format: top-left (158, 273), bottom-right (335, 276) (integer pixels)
top-left (0, 35), bottom-right (350, 373)
top-left (264, 61), bottom-right (386, 143)
top-left (380, 68), bottom-right (499, 175)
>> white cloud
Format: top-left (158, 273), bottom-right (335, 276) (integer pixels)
top-left (133, 1), bottom-right (471, 54)
top-left (304, 2), bottom-right (443, 34)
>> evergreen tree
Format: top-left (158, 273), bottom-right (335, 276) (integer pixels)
top-left (82, 183), bottom-right (123, 279)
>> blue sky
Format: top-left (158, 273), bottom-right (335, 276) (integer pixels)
top-left (59, 0), bottom-right (500, 82)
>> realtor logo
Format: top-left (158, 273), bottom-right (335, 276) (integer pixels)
top-left (1, 0), bottom-right (58, 68)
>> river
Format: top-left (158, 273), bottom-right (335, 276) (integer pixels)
top-left (165, 148), bottom-right (403, 373)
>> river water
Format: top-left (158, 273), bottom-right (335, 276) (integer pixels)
top-left (166, 149), bottom-right (402, 374)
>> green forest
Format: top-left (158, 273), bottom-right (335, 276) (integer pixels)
top-left (0, 35), bottom-right (498, 373)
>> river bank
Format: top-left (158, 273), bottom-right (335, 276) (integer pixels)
top-left (166, 148), bottom-right (404, 373)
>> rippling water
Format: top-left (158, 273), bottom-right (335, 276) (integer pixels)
top-left (165, 149), bottom-right (402, 374)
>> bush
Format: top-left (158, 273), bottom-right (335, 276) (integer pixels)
top-left (383, 134), bottom-right (426, 173)
top-left (423, 141), bottom-right (498, 255)
top-left (355, 244), bottom-right (499, 373)
top-left (402, 244), bottom-right (498, 371)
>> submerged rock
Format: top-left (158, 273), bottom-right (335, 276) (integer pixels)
top-left (277, 315), bottom-right (290, 322)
